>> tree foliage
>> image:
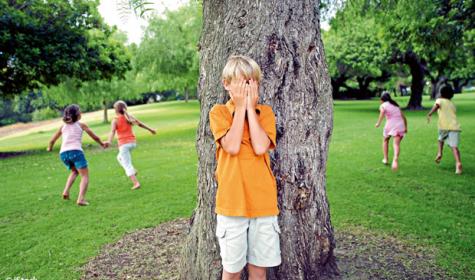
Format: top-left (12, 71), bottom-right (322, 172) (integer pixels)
top-left (134, 2), bottom-right (202, 98)
top-left (324, 6), bottom-right (390, 98)
top-left (323, 0), bottom-right (474, 106)
top-left (0, 0), bottom-right (130, 96)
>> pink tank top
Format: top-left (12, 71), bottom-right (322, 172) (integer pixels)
top-left (60, 122), bottom-right (83, 153)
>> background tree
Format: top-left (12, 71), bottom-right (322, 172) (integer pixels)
top-left (0, 0), bottom-right (129, 96)
top-left (323, 9), bottom-right (390, 99)
top-left (376, 0), bottom-right (473, 108)
top-left (36, 29), bottom-right (133, 123)
top-left (179, 0), bottom-right (337, 279)
top-left (322, 0), bottom-right (474, 106)
top-left (135, 2), bottom-right (202, 102)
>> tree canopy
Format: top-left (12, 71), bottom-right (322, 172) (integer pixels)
top-left (323, 0), bottom-right (474, 107)
top-left (134, 2), bottom-right (202, 98)
top-left (0, 0), bottom-right (130, 96)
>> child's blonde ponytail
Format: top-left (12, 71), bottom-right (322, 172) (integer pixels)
top-left (123, 108), bottom-right (134, 125)
top-left (113, 100), bottom-right (134, 125)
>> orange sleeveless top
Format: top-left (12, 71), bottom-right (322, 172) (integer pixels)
top-left (116, 115), bottom-right (136, 146)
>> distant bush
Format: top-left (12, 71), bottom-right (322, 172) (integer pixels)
top-left (32, 108), bottom-right (60, 121)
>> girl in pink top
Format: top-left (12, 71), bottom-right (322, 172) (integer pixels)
top-left (47, 104), bottom-right (106, 206)
top-left (375, 92), bottom-right (407, 171)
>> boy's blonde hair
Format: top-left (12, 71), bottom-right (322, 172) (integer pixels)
top-left (222, 55), bottom-right (262, 84)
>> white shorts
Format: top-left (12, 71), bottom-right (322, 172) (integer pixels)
top-left (438, 130), bottom-right (460, 147)
top-left (117, 142), bottom-right (137, 176)
top-left (216, 215), bottom-right (281, 273)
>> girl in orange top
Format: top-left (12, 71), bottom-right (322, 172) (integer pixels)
top-left (105, 101), bottom-right (156, 190)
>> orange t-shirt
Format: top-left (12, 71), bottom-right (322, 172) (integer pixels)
top-left (209, 100), bottom-right (279, 218)
top-left (116, 115), bottom-right (136, 146)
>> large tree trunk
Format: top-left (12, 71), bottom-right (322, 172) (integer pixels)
top-left (404, 51), bottom-right (426, 110)
top-left (179, 1), bottom-right (337, 279)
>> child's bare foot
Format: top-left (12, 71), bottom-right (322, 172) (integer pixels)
top-left (456, 163), bottom-right (463, 175)
top-left (131, 183), bottom-right (141, 190)
top-left (382, 159), bottom-right (389, 165)
top-left (62, 193), bottom-right (70, 200)
top-left (435, 154), bottom-right (442, 164)
top-left (391, 160), bottom-right (398, 171)
top-left (77, 200), bottom-right (89, 206)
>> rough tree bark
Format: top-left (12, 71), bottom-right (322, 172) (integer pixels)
top-left (179, 1), bottom-right (337, 279)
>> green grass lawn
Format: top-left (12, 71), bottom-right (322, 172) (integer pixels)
top-left (0, 95), bottom-right (474, 279)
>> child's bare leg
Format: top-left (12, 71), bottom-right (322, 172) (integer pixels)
top-left (63, 167), bottom-right (78, 199)
top-left (435, 141), bottom-right (444, 163)
top-left (382, 137), bottom-right (390, 164)
top-left (77, 168), bottom-right (89, 205)
top-left (452, 147), bottom-right (462, 174)
top-left (392, 136), bottom-right (402, 170)
top-left (130, 174), bottom-right (141, 190)
top-left (222, 270), bottom-right (241, 280)
top-left (248, 264), bottom-right (266, 280)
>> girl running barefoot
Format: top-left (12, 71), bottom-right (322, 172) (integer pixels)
top-left (105, 101), bottom-right (156, 190)
top-left (375, 92), bottom-right (407, 171)
top-left (427, 85), bottom-right (463, 174)
top-left (47, 104), bottom-right (106, 206)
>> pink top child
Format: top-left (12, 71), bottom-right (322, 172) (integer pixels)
top-left (60, 122), bottom-right (84, 153)
top-left (380, 101), bottom-right (406, 138)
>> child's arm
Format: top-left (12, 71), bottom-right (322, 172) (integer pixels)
top-left (402, 111), bottom-right (408, 133)
top-left (375, 108), bottom-right (385, 128)
top-left (132, 117), bottom-right (156, 134)
top-left (105, 119), bottom-right (118, 146)
top-left (47, 126), bottom-right (62, 152)
top-left (427, 103), bottom-right (440, 123)
top-left (246, 80), bottom-right (271, 155)
top-left (220, 80), bottom-right (247, 155)
top-left (79, 122), bottom-right (106, 148)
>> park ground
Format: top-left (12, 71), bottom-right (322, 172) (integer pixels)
top-left (0, 94), bottom-right (474, 279)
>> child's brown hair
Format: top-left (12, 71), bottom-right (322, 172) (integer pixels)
top-left (63, 104), bottom-right (81, 124)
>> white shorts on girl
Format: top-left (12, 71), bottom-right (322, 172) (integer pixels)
top-left (216, 214), bottom-right (281, 273)
top-left (117, 142), bottom-right (137, 176)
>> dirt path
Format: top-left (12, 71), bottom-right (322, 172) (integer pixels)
top-left (81, 219), bottom-right (449, 280)
top-left (0, 109), bottom-right (115, 141)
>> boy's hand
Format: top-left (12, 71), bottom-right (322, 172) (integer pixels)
top-left (246, 79), bottom-right (258, 111)
top-left (46, 146), bottom-right (52, 152)
top-left (427, 114), bottom-right (432, 123)
top-left (375, 122), bottom-right (380, 128)
top-left (102, 142), bottom-right (109, 149)
top-left (150, 129), bottom-right (157, 135)
top-left (229, 79), bottom-right (247, 109)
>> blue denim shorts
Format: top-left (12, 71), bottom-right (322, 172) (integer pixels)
top-left (60, 150), bottom-right (88, 170)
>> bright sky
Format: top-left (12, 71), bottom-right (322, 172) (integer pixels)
top-left (98, 0), bottom-right (330, 44)
top-left (98, 0), bottom-right (187, 45)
